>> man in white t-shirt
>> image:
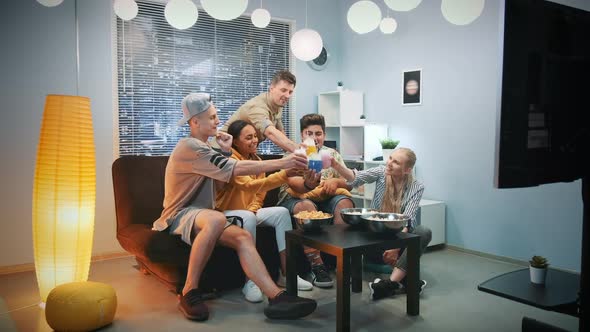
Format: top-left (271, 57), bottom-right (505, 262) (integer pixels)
top-left (154, 93), bottom-right (316, 322)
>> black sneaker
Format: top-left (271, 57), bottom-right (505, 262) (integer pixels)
top-left (398, 279), bottom-right (427, 295)
top-left (310, 265), bottom-right (334, 288)
top-left (264, 291), bottom-right (317, 319)
top-left (368, 278), bottom-right (401, 301)
top-left (178, 289), bottom-right (209, 321)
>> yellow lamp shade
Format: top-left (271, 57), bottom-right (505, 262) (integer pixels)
top-left (33, 95), bottom-right (96, 302)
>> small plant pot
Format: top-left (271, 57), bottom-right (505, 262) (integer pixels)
top-left (382, 149), bottom-right (394, 161)
top-left (529, 266), bottom-right (547, 285)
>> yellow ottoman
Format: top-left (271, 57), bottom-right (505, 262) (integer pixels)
top-left (45, 281), bottom-right (117, 331)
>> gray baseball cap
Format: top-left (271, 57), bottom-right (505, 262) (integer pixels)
top-left (178, 92), bottom-right (212, 126)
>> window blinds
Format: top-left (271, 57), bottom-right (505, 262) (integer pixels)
top-left (116, 0), bottom-right (293, 156)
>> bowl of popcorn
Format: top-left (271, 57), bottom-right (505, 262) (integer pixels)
top-left (294, 210), bottom-right (333, 232)
top-left (340, 208), bottom-right (379, 227)
top-left (361, 212), bottom-right (409, 234)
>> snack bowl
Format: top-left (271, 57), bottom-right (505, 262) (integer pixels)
top-left (340, 208), bottom-right (379, 227)
top-left (294, 211), bottom-right (333, 232)
top-left (362, 212), bottom-right (409, 234)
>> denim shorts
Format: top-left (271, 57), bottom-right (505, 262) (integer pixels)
top-left (279, 194), bottom-right (352, 217)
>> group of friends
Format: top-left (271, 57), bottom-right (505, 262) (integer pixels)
top-left (153, 70), bottom-right (432, 322)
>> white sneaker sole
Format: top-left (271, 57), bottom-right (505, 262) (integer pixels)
top-left (276, 276), bottom-right (314, 291)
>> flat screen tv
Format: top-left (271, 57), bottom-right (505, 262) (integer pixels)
top-left (496, 0), bottom-right (590, 188)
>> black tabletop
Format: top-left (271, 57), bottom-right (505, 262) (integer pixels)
top-left (478, 268), bottom-right (580, 313)
top-left (286, 224), bottom-right (419, 255)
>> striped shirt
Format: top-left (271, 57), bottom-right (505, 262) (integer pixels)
top-left (347, 165), bottom-right (424, 229)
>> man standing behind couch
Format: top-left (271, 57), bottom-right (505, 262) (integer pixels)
top-left (219, 69), bottom-right (300, 153)
top-left (153, 92), bottom-right (317, 322)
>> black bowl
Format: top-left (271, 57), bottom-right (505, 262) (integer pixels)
top-left (362, 212), bottom-right (409, 234)
top-left (340, 208), bottom-right (379, 226)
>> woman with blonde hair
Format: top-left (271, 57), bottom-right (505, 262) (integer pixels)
top-left (330, 147), bottom-right (431, 300)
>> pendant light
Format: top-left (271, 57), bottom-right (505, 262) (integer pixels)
top-left (165, 0), bottom-right (199, 30)
top-left (251, 0), bottom-right (271, 28)
top-left (290, 0), bottom-right (323, 62)
top-left (347, 0), bottom-right (382, 34)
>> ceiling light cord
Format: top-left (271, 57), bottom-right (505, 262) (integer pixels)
top-left (305, 0), bottom-right (308, 28)
top-left (75, 0), bottom-right (80, 95)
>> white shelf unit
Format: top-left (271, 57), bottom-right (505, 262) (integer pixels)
top-left (417, 199), bottom-right (446, 247)
top-left (318, 90), bottom-right (365, 161)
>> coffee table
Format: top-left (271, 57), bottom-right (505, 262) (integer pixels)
top-left (285, 224), bottom-right (421, 332)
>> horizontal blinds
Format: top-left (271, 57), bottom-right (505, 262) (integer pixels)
top-left (116, 0), bottom-right (292, 156)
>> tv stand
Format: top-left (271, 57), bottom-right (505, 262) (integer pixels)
top-left (478, 174), bottom-right (587, 332)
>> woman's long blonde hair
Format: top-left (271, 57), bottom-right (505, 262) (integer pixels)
top-left (380, 147), bottom-right (417, 213)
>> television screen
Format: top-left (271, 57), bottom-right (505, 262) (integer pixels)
top-left (496, 0), bottom-right (590, 188)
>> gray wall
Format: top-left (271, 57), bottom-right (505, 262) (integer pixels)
top-left (0, 0), bottom-right (586, 272)
top-left (339, 0), bottom-right (587, 271)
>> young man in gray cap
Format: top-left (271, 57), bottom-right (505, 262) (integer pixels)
top-left (153, 92), bottom-right (317, 321)
top-left (219, 70), bottom-right (300, 153)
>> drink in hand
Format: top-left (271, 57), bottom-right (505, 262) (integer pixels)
top-left (304, 137), bottom-right (317, 156)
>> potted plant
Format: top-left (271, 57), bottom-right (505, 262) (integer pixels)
top-left (529, 255), bottom-right (549, 285)
top-left (379, 138), bottom-right (399, 161)
top-left (337, 81), bottom-right (344, 91)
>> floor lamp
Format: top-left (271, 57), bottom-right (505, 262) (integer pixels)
top-left (32, 0), bottom-right (96, 304)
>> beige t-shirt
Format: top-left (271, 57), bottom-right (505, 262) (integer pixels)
top-left (153, 137), bottom-right (237, 231)
top-left (220, 92), bottom-right (284, 141)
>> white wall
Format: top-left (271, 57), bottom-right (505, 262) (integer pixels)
top-left (0, 0), bottom-right (342, 268)
top-left (339, 0), bottom-right (587, 271)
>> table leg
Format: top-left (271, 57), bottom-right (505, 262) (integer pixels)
top-left (351, 254), bottom-right (362, 293)
top-left (285, 235), bottom-right (297, 296)
top-left (406, 236), bottom-right (420, 316)
top-left (336, 253), bottom-right (351, 332)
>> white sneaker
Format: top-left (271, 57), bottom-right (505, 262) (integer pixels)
top-left (242, 280), bottom-right (263, 303)
top-left (276, 273), bottom-right (313, 291)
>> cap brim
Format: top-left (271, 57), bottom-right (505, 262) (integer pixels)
top-left (177, 117), bottom-right (189, 126)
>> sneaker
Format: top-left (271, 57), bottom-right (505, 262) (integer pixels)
top-left (242, 280), bottom-right (264, 303)
top-left (277, 273), bottom-right (313, 291)
top-left (368, 278), bottom-right (401, 301)
top-left (398, 279), bottom-right (427, 295)
top-left (310, 265), bottom-right (334, 288)
top-left (178, 289), bottom-right (209, 321)
top-left (264, 291), bottom-right (317, 319)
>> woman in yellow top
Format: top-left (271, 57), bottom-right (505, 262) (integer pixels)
top-left (216, 120), bottom-right (313, 299)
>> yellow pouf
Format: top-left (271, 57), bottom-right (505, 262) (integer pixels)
top-left (45, 281), bottom-right (117, 332)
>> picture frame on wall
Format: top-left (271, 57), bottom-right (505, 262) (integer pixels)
top-left (402, 69), bottom-right (422, 106)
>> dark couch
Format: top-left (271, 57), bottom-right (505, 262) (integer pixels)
top-left (112, 155), bottom-right (292, 294)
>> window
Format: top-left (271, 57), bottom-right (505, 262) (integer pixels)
top-left (116, 0), bottom-right (293, 156)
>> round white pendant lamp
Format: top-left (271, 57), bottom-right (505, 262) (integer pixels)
top-left (290, 28), bottom-right (323, 62)
top-left (347, 1), bottom-right (382, 34)
top-left (441, 0), bottom-right (485, 26)
top-left (379, 17), bottom-right (398, 34)
top-left (165, 0), bottom-right (198, 30)
top-left (114, 0), bottom-right (138, 21)
top-left (36, 0), bottom-right (64, 7)
top-left (201, 0), bottom-right (248, 21)
top-left (251, 8), bottom-right (271, 28)
top-left (384, 0), bottom-right (422, 12)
